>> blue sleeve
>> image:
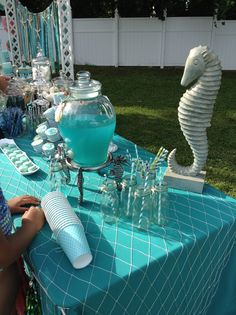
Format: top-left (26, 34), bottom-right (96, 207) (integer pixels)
top-left (0, 188), bottom-right (12, 236)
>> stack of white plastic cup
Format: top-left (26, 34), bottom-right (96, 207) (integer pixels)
top-left (41, 191), bottom-right (92, 269)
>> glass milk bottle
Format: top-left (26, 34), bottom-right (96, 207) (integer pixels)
top-left (152, 181), bottom-right (169, 226)
top-left (132, 186), bottom-right (153, 231)
top-left (100, 179), bottom-right (119, 224)
top-left (56, 71), bottom-right (116, 168)
top-left (120, 174), bottom-right (137, 219)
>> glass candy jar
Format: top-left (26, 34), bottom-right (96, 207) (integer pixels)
top-left (100, 179), bottom-right (119, 224)
top-left (32, 48), bottom-right (51, 82)
top-left (132, 186), bottom-right (153, 231)
top-left (152, 181), bottom-right (169, 226)
top-left (55, 71), bottom-right (116, 167)
top-left (120, 175), bottom-right (137, 219)
top-left (52, 70), bottom-right (74, 93)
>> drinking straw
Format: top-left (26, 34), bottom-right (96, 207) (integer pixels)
top-left (126, 149), bottom-right (132, 162)
top-left (150, 147), bottom-right (164, 171)
top-left (138, 170), bottom-right (150, 229)
top-left (127, 161), bottom-right (135, 216)
top-left (159, 167), bottom-right (163, 186)
top-left (134, 144), bottom-right (139, 159)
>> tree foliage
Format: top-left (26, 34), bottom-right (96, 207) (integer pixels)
top-left (69, 0), bottom-right (236, 20)
top-left (0, 0), bottom-right (235, 19)
top-left (71, 0), bottom-right (116, 18)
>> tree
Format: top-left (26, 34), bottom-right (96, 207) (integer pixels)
top-left (70, 0), bottom-right (116, 18)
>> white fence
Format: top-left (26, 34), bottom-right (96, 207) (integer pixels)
top-left (72, 16), bottom-right (236, 70)
top-left (1, 16), bottom-right (236, 70)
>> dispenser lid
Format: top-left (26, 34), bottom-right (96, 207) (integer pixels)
top-left (69, 71), bottom-right (101, 97)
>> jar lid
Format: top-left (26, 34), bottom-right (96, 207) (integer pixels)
top-left (32, 48), bottom-right (50, 65)
top-left (69, 71), bottom-right (101, 98)
top-left (52, 70), bottom-right (74, 88)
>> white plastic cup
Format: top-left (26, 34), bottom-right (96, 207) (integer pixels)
top-left (41, 191), bottom-right (82, 236)
top-left (56, 224), bottom-right (92, 269)
top-left (41, 192), bottom-right (92, 268)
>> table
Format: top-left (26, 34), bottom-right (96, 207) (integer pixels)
top-left (1, 134), bottom-right (236, 315)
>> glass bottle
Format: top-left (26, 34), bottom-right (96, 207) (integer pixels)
top-left (48, 159), bottom-right (69, 195)
top-left (132, 186), bottom-right (153, 231)
top-left (120, 174), bottom-right (137, 219)
top-left (152, 181), bottom-right (169, 226)
top-left (56, 71), bottom-right (116, 168)
top-left (136, 169), bottom-right (156, 188)
top-left (100, 179), bottom-right (119, 224)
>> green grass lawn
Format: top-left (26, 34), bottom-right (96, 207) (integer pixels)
top-left (75, 65), bottom-right (236, 198)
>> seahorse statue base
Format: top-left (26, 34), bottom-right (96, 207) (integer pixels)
top-left (164, 168), bottom-right (206, 194)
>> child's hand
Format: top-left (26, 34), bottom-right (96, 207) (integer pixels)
top-left (8, 195), bottom-right (40, 214)
top-left (0, 76), bottom-right (10, 93)
top-left (22, 207), bottom-right (45, 233)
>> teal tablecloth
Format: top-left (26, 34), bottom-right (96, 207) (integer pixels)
top-left (0, 134), bottom-right (236, 315)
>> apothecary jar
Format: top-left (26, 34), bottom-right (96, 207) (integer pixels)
top-left (55, 71), bottom-right (116, 168)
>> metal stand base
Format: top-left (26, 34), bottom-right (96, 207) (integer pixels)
top-left (66, 153), bottom-right (113, 204)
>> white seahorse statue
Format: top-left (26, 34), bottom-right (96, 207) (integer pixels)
top-left (168, 45), bottom-right (222, 176)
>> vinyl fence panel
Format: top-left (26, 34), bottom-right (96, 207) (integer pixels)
top-left (1, 16), bottom-right (236, 69)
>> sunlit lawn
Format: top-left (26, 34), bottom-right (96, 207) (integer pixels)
top-left (75, 65), bottom-right (236, 198)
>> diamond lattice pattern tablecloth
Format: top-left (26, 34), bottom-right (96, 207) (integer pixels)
top-left (0, 134), bottom-right (236, 315)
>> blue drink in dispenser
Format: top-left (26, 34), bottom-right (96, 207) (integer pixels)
top-left (56, 72), bottom-right (116, 167)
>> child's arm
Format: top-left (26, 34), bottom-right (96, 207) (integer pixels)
top-left (0, 206), bottom-right (45, 269)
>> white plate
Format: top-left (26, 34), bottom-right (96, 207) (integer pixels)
top-left (0, 139), bottom-right (40, 176)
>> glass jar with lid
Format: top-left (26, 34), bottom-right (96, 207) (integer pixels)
top-left (52, 70), bottom-right (74, 93)
top-left (55, 71), bottom-right (116, 168)
top-left (32, 48), bottom-right (51, 82)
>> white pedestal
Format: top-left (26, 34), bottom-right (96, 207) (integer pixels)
top-left (164, 168), bottom-right (206, 194)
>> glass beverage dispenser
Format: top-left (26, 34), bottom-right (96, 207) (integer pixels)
top-left (55, 71), bottom-right (116, 168)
